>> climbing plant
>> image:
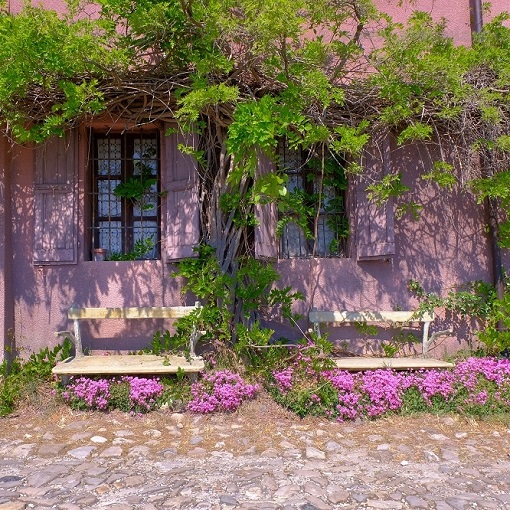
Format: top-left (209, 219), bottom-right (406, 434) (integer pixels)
top-left (1, 0), bottom-right (510, 336)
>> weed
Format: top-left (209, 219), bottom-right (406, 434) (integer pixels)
top-left (0, 340), bottom-right (72, 416)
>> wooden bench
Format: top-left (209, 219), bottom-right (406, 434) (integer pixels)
top-left (309, 310), bottom-right (438, 356)
top-left (52, 303), bottom-right (205, 377)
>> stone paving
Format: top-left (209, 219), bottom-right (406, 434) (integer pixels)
top-left (0, 401), bottom-right (509, 509)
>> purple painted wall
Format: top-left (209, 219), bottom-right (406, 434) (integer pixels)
top-left (0, 137), bottom-right (15, 361)
top-left (3, 126), bottom-right (197, 357)
top-left (271, 139), bottom-right (493, 356)
top-left (1, 0), bottom-right (509, 359)
top-left (377, 0), bottom-right (509, 45)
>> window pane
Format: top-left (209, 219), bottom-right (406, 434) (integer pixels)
top-left (98, 221), bottom-right (122, 255)
top-left (281, 222), bottom-right (308, 258)
top-left (315, 216), bottom-right (336, 257)
top-left (97, 138), bottom-right (121, 176)
top-left (91, 131), bottom-right (160, 259)
top-left (134, 221), bottom-right (158, 258)
top-left (286, 173), bottom-right (303, 193)
top-left (133, 138), bottom-right (158, 175)
top-left (277, 140), bottom-right (347, 259)
top-left (133, 184), bottom-right (158, 217)
top-left (97, 180), bottom-right (122, 217)
top-left (317, 184), bottom-right (336, 212)
top-left (279, 142), bottom-right (302, 174)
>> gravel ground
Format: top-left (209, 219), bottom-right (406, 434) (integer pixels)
top-left (0, 392), bottom-right (509, 509)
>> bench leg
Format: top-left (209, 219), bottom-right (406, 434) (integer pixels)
top-left (189, 328), bottom-right (199, 358)
top-left (422, 321), bottom-right (431, 356)
top-left (424, 328), bottom-right (453, 358)
top-left (189, 328), bottom-right (206, 358)
top-left (73, 319), bottom-right (84, 357)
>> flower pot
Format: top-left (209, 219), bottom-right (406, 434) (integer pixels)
top-left (93, 248), bottom-right (107, 261)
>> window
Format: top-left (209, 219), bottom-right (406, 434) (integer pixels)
top-left (90, 131), bottom-right (160, 260)
top-left (32, 128), bottom-right (201, 265)
top-left (277, 141), bottom-right (348, 258)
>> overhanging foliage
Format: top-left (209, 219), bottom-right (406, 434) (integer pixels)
top-left (2, 0), bottom-right (510, 341)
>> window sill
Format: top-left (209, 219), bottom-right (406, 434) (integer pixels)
top-left (85, 259), bottom-right (161, 264)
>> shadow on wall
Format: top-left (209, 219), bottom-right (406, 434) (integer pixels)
top-left (14, 256), bottom-right (185, 355)
top-left (272, 139), bottom-right (491, 350)
top-left (394, 141), bottom-right (491, 296)
top-left (8, 137), bottom-right (191, 354)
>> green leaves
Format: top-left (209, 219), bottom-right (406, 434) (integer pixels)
top-left (228, 96), bottom-right (281, 159)
top-left (252, 173), bottom-right (288, 204)
top-left (396, 122), bottom-right (432, 145)
top-left (331, 122), bottom-right (370, 157)
top-left (366, 173), bottom-right (409, 205)
top-left (0, 4), bottom-right (125, 139)
top-left (177, 84), bottom-right (239, 122)
top-left (113, 177), bottom-right (157, 202)
top-left (421, 162), bottom-right (456, 189)
top-left (2, 0), bottom-right (510, 294)
top-left (472, 172), bottom-right (510, 203)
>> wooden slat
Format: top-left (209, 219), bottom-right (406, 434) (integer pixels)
top-left (309, 310), bottom-right (434, 324)
top-left (52, 354), bottom-right (204, 375)
top-left (68, 306), bottom-right (199, 320)
top-left (333, 357), bottom-right (454, 371)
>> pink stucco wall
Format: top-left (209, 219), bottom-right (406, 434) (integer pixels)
top-left (7, 135), bottom-right (191, 356)
top-left (7, 0), bottom-right (509, 40)
top-left (7, 0), bottom-right (67, 13)
top-left (2, 128), bottom-right (495, 359)
top-left (0, 137), bottom-right (15, 361)
top-left (378, 0), bottom-right (471, 46)
top-left (1, 0), bottom-right (509, 360)
top-left (271, 140), bottom-right (493, 357)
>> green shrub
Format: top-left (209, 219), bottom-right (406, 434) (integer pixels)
top-left (0, 340), bottom-right (72, 416)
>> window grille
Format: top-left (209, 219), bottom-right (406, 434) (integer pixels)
top-left (90, 131), bottom-right (160, 260)
top-left (278, 141), bottom-right (348, 258)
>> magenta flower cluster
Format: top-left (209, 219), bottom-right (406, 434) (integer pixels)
top-left (187, 369), bottom-right (259, 413)
top-left (123, 376), bottom-right (164, 412)
top-left (269, 354), bottom-right (510, 421)
top-left (272, 367), bottom-right (294, 393)
top-left (61, 376), bottom-right (164, 413)
top-left (61, 377), bottom-right (110, 410)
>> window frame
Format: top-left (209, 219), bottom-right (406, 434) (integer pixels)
top-left (277, 141), bottom-right (349, 259)
top-left (89, 129), bottom-right (161, 260)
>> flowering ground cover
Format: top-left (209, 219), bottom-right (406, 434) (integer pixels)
top-left (59, 370), bottom-right (260, 414)
top-left (57, 349), bottom-right (510, 420)
top-left (187, 369), bottom-right (260, 413)
top-left (267, 349), bottom-right (510, 421)
top-left (61, 376), bottom-right (164, 414)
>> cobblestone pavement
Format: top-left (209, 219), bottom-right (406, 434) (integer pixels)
top-left (0, 397), bottom-right (510, 510)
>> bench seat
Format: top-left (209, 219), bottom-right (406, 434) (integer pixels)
top-left (309, 309), bottom-right (437, 355)
top-left (332, 357), bottom-right (454, 371)
top-left (52, 354), bottom-right (205, 376)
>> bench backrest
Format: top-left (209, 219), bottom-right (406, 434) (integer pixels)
top-left (68, 305), bottom-right (200, 320)
top-left (67, 304), bottom-right (203, 357)
top-left (309, 310), bottom-right (434, 324)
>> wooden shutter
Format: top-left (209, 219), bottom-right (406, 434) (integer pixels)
top-left (254, 151), bottom-right (278, 259)
top-left (165, 130), bottom-right (200, 260)
top-left (356, 134), bottom-right (395, 261)
top-left (34, 132), bottom-right (77, 265)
